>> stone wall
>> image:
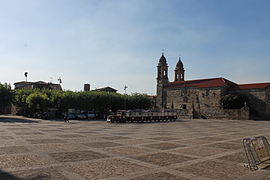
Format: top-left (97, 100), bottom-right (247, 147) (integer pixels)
top-left (222, 107), bottom-right (250, 120)
top-left (266, 87), bottom-right (270, 114)
top-left (201, 107), bottom-right (250, 120)
top-left (161, 81), bottom-right (269, 120)
top-left (165, 87), bottom-right (223, 118)
top-left (175, 106), bottom-right (250, 120)
top-left (230, 88), bottom-right (269, 119)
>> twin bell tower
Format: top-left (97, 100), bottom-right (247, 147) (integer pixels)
top-left (156, 52), bottom-right (185, 108)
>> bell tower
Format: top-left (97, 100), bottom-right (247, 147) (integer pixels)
top-left (156, 52), bottom-right (169, 109)
top-left (174, 57), bottom-right (185, 81)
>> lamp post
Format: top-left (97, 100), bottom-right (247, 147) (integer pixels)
top-left (58, 77), bottom-right (62, 84)
top-left (24, 72), bottom-right (28, 82)
top-left (124, 85), bottom-right (128, 110)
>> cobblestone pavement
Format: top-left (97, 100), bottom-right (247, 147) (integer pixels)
top-left (1, 115), bottom-right (270, 180)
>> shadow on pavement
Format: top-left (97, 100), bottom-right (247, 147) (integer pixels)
top-left (0, 117), bottom-right (38, 123)
top-left (42, 118), bottom-right (106, 122)
top-left (0, 170), bottom-right (22, 180)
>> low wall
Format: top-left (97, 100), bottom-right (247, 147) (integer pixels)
top-left (157, 107), bottom-right (250, 120)
top-left (222, 107), bottom-right (250, 120)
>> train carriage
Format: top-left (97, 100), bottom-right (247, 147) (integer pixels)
top-left (107, 109), bottom-right (177, 123)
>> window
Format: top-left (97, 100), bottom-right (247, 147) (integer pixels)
top-left (205, 89), bottom-right (210, 96)
top-left (182, 89), bottom-right (187, 96)
top-left (182, 104), bottom-right (187, 109)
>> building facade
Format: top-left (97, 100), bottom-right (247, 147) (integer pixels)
top-left (14, 81), bottom-right (62, 91)
top-left (156, 53), bottom-right (270, 119)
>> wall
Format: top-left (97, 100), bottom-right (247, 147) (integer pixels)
top-left (165, 87), bottom-right (223, 118)
top-left (266, 87), bottom-right (270, 114)
top-left (230, 88), bottom-right (268, 118)
top-left (222, 107), bottom-right (250, 120)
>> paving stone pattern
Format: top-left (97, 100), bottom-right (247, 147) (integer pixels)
top-left (1, 115), bottom-right (270, 179)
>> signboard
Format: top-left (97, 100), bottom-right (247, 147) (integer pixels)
top-left (252, 138), bottom-right (270, 162)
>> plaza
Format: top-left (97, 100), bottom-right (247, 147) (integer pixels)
top-left (0, 115), bottom-right (270, 180)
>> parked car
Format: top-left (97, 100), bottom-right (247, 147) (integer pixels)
top-left (77, 113), bottom-right (87, 120)
top-left (67, 113), bottom-right (77, 119)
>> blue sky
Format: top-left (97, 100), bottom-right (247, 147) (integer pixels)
top-left (0, 0), bottom-right (270, 94)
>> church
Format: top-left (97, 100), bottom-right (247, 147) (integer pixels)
top-left (156, 53), bottom-right (270, 119)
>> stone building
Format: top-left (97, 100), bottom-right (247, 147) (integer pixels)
top-left (156, 53), bottom-right (270, 119)
top-left (14, 81), bottom-right (62, 91)
top-left (93, 87), bottom-right (118, 93)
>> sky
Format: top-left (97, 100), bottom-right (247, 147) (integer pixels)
top-left (0, 0), bottom-right (270, 95)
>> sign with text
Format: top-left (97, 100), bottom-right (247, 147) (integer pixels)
top-left (252, 137), bottom-right (270, 162)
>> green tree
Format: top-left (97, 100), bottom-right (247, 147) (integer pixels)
top-left (12, 88), bottom-right (152, 117)
top-left (0, 83), bottom-right (12, 109)
top-left (13, 89), bottom-right (33, 115)
top-left (220, 94), bottom-right (249, 109)
top-left (26, 92), bottom-right (50, 115)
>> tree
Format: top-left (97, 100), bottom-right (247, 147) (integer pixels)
top-left (26, 92), bottom-right (50, 115)
top-left (220, 94), bottom-right (249, 109)
top-left (0, 83), bottom-right (12, 108)
top-left (12, 88), bottom-right (152, 117)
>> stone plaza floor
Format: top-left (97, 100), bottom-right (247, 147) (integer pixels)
top-left (1, 115), bottom-right (270, 180)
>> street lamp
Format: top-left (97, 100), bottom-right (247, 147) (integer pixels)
top-left (124, 85), bottom-right (128, 94)
top-left (58, 77), bottom-right (62, 84)
top-left (124, 85), bottom-right (128, 110)
top-left (24, 72), bottom-right (28, 82)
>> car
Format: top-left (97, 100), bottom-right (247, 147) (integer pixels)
top-left (67, 113), bottom-right (77, 119)
top-left (77, 114), bottom-right (87, 119)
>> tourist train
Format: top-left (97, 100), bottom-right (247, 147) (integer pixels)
top-left (107, 109), bottom-right (177, 123)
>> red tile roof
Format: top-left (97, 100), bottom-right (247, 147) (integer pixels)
top-left (165, 78), bottom-right (237, 89)
top-left (233, 83), bottom-right (270, 90)
top-left (165, 77), bottom-right (270, 90)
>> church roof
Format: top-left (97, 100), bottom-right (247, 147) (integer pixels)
top-left (165, 77), bottom-right (237, 89)
top-left (165, 78), bottom-right (270, 90)
top-left (231, 82), bottom-right (270, 90)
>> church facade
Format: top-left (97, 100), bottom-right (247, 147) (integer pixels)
top-left (156, 53), bottom-right (270, 119)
